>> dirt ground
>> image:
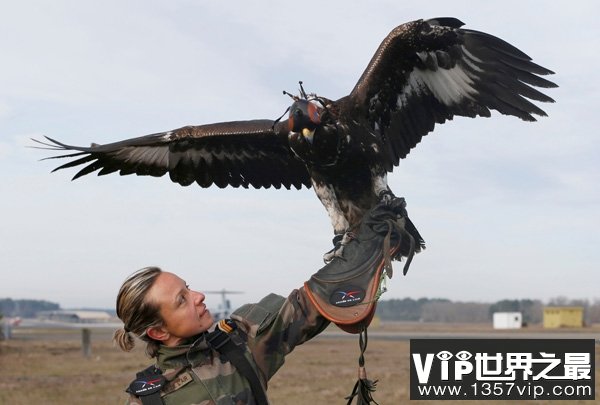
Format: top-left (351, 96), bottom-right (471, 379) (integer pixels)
top-left (0, 324), bottom-right (597, 404)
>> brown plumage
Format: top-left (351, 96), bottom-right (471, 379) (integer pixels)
top-left (36, 17), bottom-right (556, 239)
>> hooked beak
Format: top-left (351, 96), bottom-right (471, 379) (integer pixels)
top-left (302, 128), bottom-right (315, 144)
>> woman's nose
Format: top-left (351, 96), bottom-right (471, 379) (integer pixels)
top-left (194, 291), bottom-right (205, 305)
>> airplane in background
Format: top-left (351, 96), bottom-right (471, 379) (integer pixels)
top-left (205, 289), bottom-right (244, 320)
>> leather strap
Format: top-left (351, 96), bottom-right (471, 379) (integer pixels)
top-left (208, 319), bottom-right (269, 405)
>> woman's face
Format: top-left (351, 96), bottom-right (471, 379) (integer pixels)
top-left (146, 272), bottom-right (214, 346)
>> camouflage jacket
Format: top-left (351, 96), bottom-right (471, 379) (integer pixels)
top-left (126, 287), bottom-right (329, 405)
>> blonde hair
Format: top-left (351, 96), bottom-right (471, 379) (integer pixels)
top-left (113, 266), bottom-right (164, 357)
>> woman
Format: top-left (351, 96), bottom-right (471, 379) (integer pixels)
top-left (113, 199), bottom-right (410, 404)
top-left (114, 266), bottom-right (330, 404)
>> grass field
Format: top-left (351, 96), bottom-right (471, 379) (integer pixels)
top-left (0, 324), bottom-right (598, 404)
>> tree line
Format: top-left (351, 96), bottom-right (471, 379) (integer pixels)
top-left (376, 297), bottom-right (600, 324)
top-left (0, 298), bottom-right (59, 318)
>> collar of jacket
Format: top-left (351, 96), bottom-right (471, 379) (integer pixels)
top-left (156, 330), bottom-right (214, 370)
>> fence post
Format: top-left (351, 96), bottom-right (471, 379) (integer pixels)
top-left (1, 322), bottom-right (11, 340)
top-left (82, 328), bottom-right (91, 357)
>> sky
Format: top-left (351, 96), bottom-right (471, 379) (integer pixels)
top-left (1, 1), bottom-right (599, 311)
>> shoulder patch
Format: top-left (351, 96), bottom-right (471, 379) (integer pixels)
top-left (128, 373), bottom-right (165, 396)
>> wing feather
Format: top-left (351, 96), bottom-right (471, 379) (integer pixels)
top-left (37, 120), bottom-right (311, 190)
top-left (348, 18), bottom-right (557, 164)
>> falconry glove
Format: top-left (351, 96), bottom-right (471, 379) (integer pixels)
top-left (305, 197), bottom-right (424, 334)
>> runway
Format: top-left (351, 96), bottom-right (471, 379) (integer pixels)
top-left (10, 319), bottom-right (600, 342)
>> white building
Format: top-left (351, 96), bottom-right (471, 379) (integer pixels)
top-left (38, 310), bottom-right (112, 323)
top-left (492, 312), bottom-right (522, 329)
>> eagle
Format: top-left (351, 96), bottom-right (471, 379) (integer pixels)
top-left (36, 17), bottom-right (556, 259)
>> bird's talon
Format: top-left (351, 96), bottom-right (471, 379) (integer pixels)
top-left (323, 231), bottom-right (354, 262)
top-left (378, 190), bottom-right (394, 205)
top-left (323, 250), bottom-right (336, 263)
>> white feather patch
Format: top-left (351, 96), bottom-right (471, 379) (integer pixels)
top-left (398, 51), bottom-right (479, 108)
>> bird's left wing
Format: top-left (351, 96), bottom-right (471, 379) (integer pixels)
top-left (35, 119), bottom-right (311, 190)
top-left (347, 17), bottom-right (557, 166)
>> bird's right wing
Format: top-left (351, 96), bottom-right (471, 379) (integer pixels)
top-left (347, 17), bottom-right (557, 166)
top-left (35, 119), bottom-right (311, 190)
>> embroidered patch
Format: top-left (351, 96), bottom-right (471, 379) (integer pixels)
top-left (329, 285), bottom-right (366, 307)
top-left (128, 374), bottom-right (165, 396)
top-left (162, 372), bottom-right (193, 395)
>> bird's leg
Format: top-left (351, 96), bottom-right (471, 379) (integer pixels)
top-left (321, 201), bottom-right (358, 260)
top-left (311, 178), bottom-right (354, 262)
top-left (372, 171), bottom-right (395, 205)
top-left (321, 210), bottom-right (352, 263)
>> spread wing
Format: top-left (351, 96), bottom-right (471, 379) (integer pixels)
top-left (35, 120), bottom-right (311, 190)
top-left (348, 17), bottom-right (557, 166)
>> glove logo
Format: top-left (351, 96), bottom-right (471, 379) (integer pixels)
top-left (329, 285), bottom-right (366, 307)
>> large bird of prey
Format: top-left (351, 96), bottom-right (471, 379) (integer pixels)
top-left (37, 17), bottom-right (556, 257)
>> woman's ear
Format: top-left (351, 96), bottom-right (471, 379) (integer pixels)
top-left (146, 325), bottom-right (170, 342)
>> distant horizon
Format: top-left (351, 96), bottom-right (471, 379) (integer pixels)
top-left (2, 294), bottom-right (597, 313)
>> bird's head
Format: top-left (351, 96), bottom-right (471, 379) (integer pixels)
top-left (288, 99), bottom-right (322, 144)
